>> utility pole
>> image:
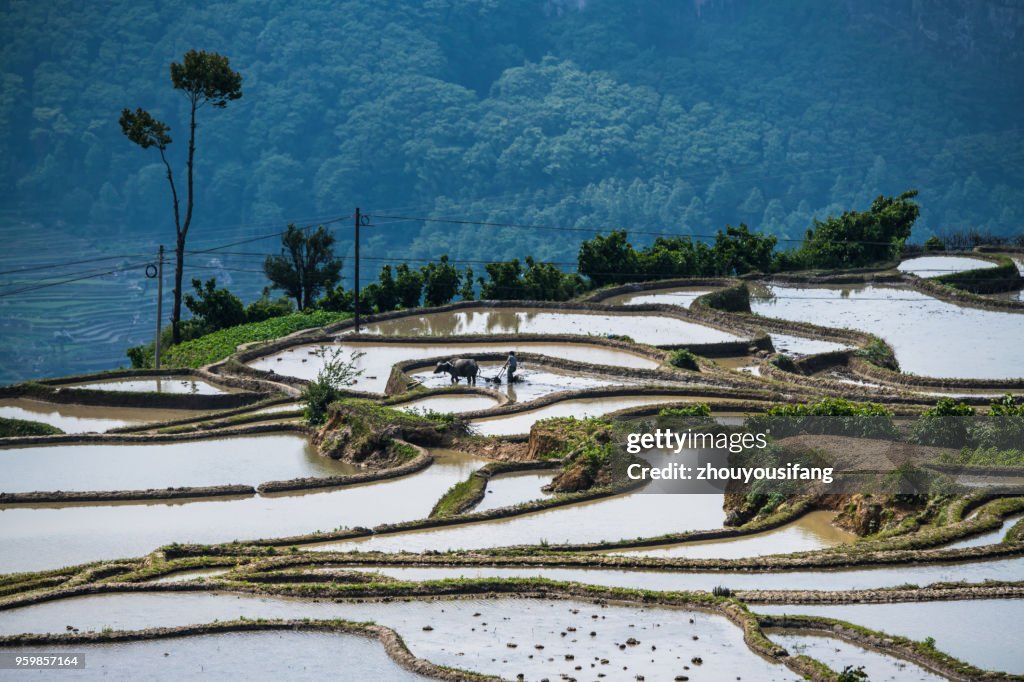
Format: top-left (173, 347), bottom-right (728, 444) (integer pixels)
top-left (155, 245), bottom-right (164, 369)
top-left (354, 207), bottom-right (361, 334)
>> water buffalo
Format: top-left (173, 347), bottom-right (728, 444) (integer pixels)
top-left (434, 358), bottom-right (479, 385)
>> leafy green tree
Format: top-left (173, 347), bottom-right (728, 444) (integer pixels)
top-left (794, 191), bottom-right (920, 268)
top-left (420, 255), bottom-right (461, 306)
top-left (479, 259), bottom-right (526, 299)
top-left (459, 266), bottom-right (475, 301)
top-left (923, 235), bottom-right (945, 251)
top-left (371, 265), bottom-right (399, 312)
top-left (119, 49), bottom-right (243, 343)
top-left (395, 263), bottom-right (424, 308)
top-left (578, 230), bottom-right (638, 286)
top-left (522, 257), bottom-right (585, 300)
top-left (714, 224), bottom-right (777, 275)
top-left (264, 224), bottom-right (342, 310)
top-left (182, 277), bottom-right (246, 336)
top-left (637, 237), bottom-right (716, 278)
top-left (245, 293), bottom-right (294, 322)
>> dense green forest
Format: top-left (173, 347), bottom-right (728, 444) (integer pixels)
top-left (2, 0), bottom-right (1022, 266)
top-left (2, 0), bottom-right (1023, 383)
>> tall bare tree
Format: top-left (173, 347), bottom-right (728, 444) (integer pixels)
top-left (120, 49), bottom-right (243, 343)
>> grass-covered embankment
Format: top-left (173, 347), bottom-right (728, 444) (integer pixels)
top-left (0, 417), bottom-right (62, 437)
top-left (161, 311), bottom-right (350, 368)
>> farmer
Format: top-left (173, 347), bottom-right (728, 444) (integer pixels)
top-left (500, 350), bottom-right (518, 384)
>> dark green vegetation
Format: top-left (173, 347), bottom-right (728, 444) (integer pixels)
top-left (139, 310), bottom-right (349, 369)
top-left (5, 2), bottom-right (1024, 383)
top-left (264, 225), bottom-right (342, 311)
top-left (4, 1), bottom-right (1024, 255)
top-left (0, 416), bottom-right (63, 437)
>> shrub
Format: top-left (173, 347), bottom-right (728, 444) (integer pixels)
top-left (658, 403), bottom-right (711, 418)
top-left (302, 347), bottom-right (365, 424)
top-left (669, 348), bottom-right (700, 371)
top-left (911, 397), bottom-right (975, 447)
top-left (923, 235), bottom-right (945, 252)
top-left (855, 337), bottom-right (899, 371)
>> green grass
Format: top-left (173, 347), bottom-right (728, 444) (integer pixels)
top-left (0, 416), bottom-right (63, 437)
top-left (162, 311), bottom-right (351, 368)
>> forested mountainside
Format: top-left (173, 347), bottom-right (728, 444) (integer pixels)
top-left (1, 0), bottom-right (1022, 264)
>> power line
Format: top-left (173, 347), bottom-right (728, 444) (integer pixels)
top-left (0, 260), bottom-right (152, 299)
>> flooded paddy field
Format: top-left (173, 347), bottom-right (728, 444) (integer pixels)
top-left (751, 283), bottom-right (1024, 379)
top-left (65, 376), bottom-right (237, 394)
top-left (312, 492), bottom-right (728, 553)
top-left (393, 393), bottom-right (500, 414)
top-left (0, 435), bottom-right (354, 494)
top-left (341, 556), bottom-right (1024, 594)
top-left (360, 307), bottom-right (742, 346)
top-left (0, 631), bottom-right (429, 681)
top-left (0, 450), bottom-right (484, 574)
top-left (409, 360), bottom-right (646, 402)
top-left (472, 470), bottom-right (554, 512)
top-left (756, 599), bottom-right (1024, 674)
top-left (601, 286), bottom-right (719, 308)
top-left (768, 631), bottom-right (946, 681)
top-left (943, 513), bottom-right (1024, 550)
top-left (611, 511), bottom-right (856, 559)
top-left (150, 567), bottom-right (232, 583)
top-left (469, 394), bottom-right (707, 436)
top-left (249, 402), bottom-right (302, 415)
top-left (0, 593), bottom-right (795, 681)
top-left (0, 398), bottom-right (205, 433)
top-left (769, 333), bottom-right (851, 357)
top-left (897, 255), bottom-right (996, 277)
top-left (249, 340), bottom-right (660, 390)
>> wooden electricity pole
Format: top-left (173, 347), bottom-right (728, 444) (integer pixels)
top-left (354, 207), bottom-right (361, 333)
top-left (155, 244), bottom-right (164, 369)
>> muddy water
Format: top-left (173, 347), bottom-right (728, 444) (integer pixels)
top-left (473, 471), bottom-right (554, 513)
top-left (898, 255), bottom-right (995, 277)
top-left (768, 631), bottom-right (946, 681)
top-left (0, 435), bottom-right (356, 494)
top-left (249, 340), bottom-right (660, 390)
top-left (250, 402), bottom-right (302, 415)
top-left (470, 395), bottom-right (705, 436)
top-left (151, 568), bottom-right (232, 583)
top-left (410, 361), bottom-right (644, 403)
top-left (751, 284), bottom-right (1024, 379)
top-left (0, 593), bottom-right (793, 681)
top-left (757, 599), bottom-right (1024, 674)
top-left (602, 286), bottom-right (718, 308)
top-left (0, 631), bottom-right (429, 681)
top-left (340, 556), bottom-right (1024, 594)
top-left (944, 513), bottom-right (1024, 550)
top-left (361, 307), bottom-right (742, 346)
top-left (393, 393), bottom-right (499, 415)
top-left (68, 377), bottom-right (236, 394)
top-left (0, 450), bottom-right (485, 574)
top-left (770, 333), bottom-right (851, 356)
top-left (312, 492), bottom-right (727, 554)
top-left (611, 511), bottom-right (856, 559)
top-left (0, 399), bottom-right (204, 433)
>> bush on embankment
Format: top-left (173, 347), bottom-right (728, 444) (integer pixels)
top-left (933, 256), bottom-right (1022, 294)
top-left (317, 399), bottom-right (465, 465)
top-left (0, 417), bottom-right (63, 437)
